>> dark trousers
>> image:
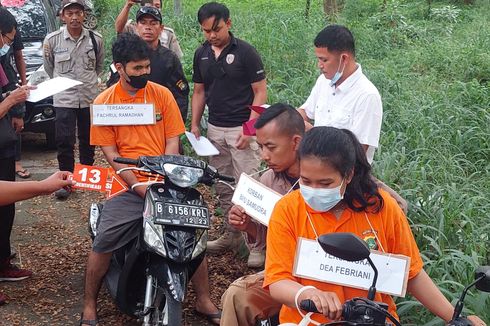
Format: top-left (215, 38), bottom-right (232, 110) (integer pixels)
top-left (0, 157), bottom-right (15, 260)
top-left (55, 107), bottom-right (95, 172)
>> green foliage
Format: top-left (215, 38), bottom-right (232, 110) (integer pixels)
top-left (97, 0), bottom-right (490, 323)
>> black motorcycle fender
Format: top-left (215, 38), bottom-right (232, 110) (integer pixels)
top-left (149, 253), bottom-right (205, 303)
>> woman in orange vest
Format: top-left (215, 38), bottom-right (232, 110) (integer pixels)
top-left (264, 126), bottom-right (485, 325)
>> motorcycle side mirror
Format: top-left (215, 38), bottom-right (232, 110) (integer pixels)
top-left (318, 232), bottom-right (371, 262)
top-left (451, 266), bottom-right (490, 322)
top-left (318, 232), bottom-right (379, 300)
top-left (475, 266), bottom-right (490, 292)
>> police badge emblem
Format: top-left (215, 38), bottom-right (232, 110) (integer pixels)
top-left (226, 54), bottom-right (235, 64)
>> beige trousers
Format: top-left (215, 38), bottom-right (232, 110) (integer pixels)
top-left (220, 271), bottom-right (281, 326)
top-left (207, 123), bottom-right (261, 231)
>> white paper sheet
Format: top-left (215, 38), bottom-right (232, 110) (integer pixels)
top-left (185, 131), bottom-right (219, 156)
top-left (26, 77), bottom-right (82, 103)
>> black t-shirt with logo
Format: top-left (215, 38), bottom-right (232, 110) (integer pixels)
top-left (192, 33), bottom-right (265, 128)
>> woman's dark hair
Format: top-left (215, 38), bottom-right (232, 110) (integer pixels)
top-left (299, 126), bottom-right (383, 212)
top-left (112, 32), bottom-right (150, 66)
top-left (0, 8), bottom-right (17, 35)
top-left (197, 2), bottom-right (230, 26)
top-left (314, 24), bottom-right (355, 56)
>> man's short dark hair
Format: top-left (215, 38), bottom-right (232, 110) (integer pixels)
top-left (314, 25), bottom-right (355, 56)
top-left (197, 2), bottom-right (230, 25)
top-left (112, 33), bottom-right (150, 66)
top-left (254, 103), bottom-right (305, 137)
top-left (0, 8), bottom-right (17, 35)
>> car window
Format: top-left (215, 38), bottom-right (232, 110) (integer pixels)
top-left (1, 0), bottom-right (49, 40)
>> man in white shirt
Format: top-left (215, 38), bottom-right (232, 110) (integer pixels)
top-left (298, 25), bottom-right (406, 211)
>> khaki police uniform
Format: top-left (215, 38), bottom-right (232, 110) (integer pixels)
top-left (43, 26), bottom-right (104, 108)
top-left (43, 26), bottom-right (104, 172)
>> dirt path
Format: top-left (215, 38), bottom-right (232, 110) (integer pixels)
top-left (0, 134), bottom-right (256, 325)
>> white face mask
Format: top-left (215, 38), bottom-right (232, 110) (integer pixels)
top-left (299, 180), bottom-right (344, 212)
top-left (0, 35), bottom-right (10, 57)
top-left (329, 56), bottom-right (346, 87)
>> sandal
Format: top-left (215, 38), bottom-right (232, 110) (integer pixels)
top-left (195, 309), bottom-right (222, 325)
top-left (79, 313), bottom-right (98, 326)
top-left (15, 169), bottom-right (31, 179)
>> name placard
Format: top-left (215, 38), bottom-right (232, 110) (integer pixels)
top-left (231, 173), bottom-right (282, 226)
top-left (293, 238), bottom-right (410, 297)
top-left (91, 104), bottom-right (156, 126)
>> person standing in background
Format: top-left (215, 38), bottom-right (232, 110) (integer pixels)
top-left (115, 0), bottom-right (183, 59)
top-left (43, 0), bottom-right (104, 200)
top-left (0, 7), bottom-right (36, 306)
top-left (190, 2), bottom-right (267, 267)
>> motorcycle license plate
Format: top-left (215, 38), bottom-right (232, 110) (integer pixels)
top-left (155, 203), bottom-right (209, 229)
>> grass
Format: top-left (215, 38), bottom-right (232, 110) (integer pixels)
top-left (94, 0), bottom-right (489, 324)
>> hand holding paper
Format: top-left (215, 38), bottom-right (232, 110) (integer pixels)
top-left (185, 131), bottom-right (219, 156)
top-left (27, 77), bottom-right (82, 103)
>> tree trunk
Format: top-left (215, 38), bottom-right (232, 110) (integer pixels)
top-left (323, 0), bottom-right (337, 17)
top-left (305, 0), bottom-right (311, 20)
top-left (174, 0), bottom-right (182, 16)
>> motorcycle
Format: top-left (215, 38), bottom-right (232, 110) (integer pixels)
top-left (88, 155), bottom-right (234, 326)
top-left (284, 232), bottom-right (490, 326)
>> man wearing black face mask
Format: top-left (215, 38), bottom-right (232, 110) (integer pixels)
top-left (43, 0), bottom-right (104, 200)
top-left (82, 33), bottom-right (220, 325)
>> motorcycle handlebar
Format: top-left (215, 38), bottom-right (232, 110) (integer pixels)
top-left (113, 157), bottom-right (139, 165)
top-left (300, 299), bottom-right (320, 313)
top-left (217, 174), bottom-right (235, 182)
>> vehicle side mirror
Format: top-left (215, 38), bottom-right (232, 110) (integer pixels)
top-left (475, 266), bottom-right (490, 292)
top-left (318, 232), bottom-right (371, 262)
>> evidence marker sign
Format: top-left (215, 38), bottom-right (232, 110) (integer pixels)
top-left (293, 238), bottom-right (410, 297)
top-left (91, 103), bottom-right (156, 126)
top-left (231, 173), bottom-right (282, 226)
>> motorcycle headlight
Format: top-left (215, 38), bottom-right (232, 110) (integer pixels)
top-left (143, 219), bottom-right (167, 257)
top-left (164, 164), bottom-right (203, 188)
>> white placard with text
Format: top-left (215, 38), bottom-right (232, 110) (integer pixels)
top-left (293, 238), bottom-right (410, 297)
top-left (231, 173), bottom-right (283, 226)
top-left (91, 104), bottom-right (156, 126)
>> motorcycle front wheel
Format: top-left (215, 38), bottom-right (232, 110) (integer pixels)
top-left (149, 288), bottom-right (182, 326)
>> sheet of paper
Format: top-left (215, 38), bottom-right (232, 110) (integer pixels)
top-left (231, 173), bottom-right (283, 226)
top-left (26, 77), bottom-right (82, 103)
top-left (185, 131), bottom-right (219, 156)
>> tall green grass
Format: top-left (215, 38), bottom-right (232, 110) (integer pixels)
top-left (96, 0), bottom-right (489, 323)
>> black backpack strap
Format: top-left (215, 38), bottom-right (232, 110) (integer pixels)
top-left (89, 30), bottom-right (98, 57)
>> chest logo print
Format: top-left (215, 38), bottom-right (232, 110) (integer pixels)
top-left (362, 229), bottom-right (379, 250)
top-left (156, 112), bottom-right (162, 121)
top-left (226, 54), bottom-right (235, 64)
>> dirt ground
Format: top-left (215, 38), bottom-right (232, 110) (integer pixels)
top-left (0, 134), bottom-right (257, 326)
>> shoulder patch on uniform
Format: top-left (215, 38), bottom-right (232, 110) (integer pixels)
top-left (45, 29), bottom-right (63, 40)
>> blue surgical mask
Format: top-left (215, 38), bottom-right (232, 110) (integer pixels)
top-left (0, 44), bottom-right (9, 57)
top-left (329, 56), bottom-right (346, 87)
top-left (300, 181), bottom-right (344, 212)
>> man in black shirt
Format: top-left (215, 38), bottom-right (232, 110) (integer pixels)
top-left (190, 2), bottom-right (267, 267)
top-left (110, 6), bottom-right (189, 122)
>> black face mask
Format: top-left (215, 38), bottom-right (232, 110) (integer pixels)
top-left (122, 68), bottom-right (150, 89)
top-left (127, 73), bottom-right (150, 89)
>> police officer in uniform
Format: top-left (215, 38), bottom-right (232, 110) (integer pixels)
top-left (43, 0), bottom-right (104, 199)
top-left (115, 0), bottom-right (183, 59)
